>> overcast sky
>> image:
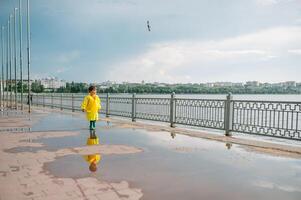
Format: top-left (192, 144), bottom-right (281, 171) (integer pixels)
top-left (1, 0), bottom-right (301, 83)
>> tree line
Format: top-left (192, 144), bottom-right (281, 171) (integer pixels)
top-left (4, 81), bottom-right (301, 94)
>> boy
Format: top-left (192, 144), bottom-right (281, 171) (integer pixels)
top-left (81, 85), bottom-right (101, 130)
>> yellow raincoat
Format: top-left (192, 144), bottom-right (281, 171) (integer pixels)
top-left (81, 95), bottom-right (101, 121)
top-left (84, 137), bottom-right (101, 168)
top-left (84, 154), bottom-right (101, 164)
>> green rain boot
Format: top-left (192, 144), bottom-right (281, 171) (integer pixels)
top-left (91, 121), bottom-right (96, 130)
top-left (89, 121), bottom-right (94, 130)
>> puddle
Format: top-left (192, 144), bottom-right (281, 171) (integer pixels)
top-left (5, 111), bottom-right (300, 200)
top-left (0, 128), bottom-right (31, 133)
top-left (30, 112), bottom-right (111, 132)
top-left (4, 146), bottom-right (46, 153)
top-left (43, 127), bottom-right (301, 200)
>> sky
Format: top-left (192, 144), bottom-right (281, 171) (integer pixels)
top-left (0, 0), bottom-right (301, 83)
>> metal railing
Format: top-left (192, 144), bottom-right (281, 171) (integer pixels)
top-left (231, 100), bottom-right (301, 140)
top-left (2, 92), bottom-right (301, 140)
top-left (175, 98), bottom-right (226, 130)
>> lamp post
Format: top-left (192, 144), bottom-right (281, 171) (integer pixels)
top-left (6, 20), bottom-right (9, 108)
top-left (9, 15), bottom-right (12, 108)
top-left (0, 26), bottom-right (4, 110)
top-left (14, 8), bottom-right (18, 109)
top-left (19, 0), bottom-right (24, 110)
top-left (27, 0), bottom-right (31, 113)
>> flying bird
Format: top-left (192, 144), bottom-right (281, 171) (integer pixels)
top-left (147, 20), bottom-right (151, 32)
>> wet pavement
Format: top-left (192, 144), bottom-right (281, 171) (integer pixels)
top-left (1, 108), bottom-right (301, 200)
top-left (44, 128), bottom-right (301, 200)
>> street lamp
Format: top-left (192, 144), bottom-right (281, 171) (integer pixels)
top-left (6, 20), bottom-right (9, 108)
top-left (9, 15), bottom-right (12, 108)
top-left (14, 8), bottom-right (18, 109)
top-left (0, 26), bottom-right (4, 110)
top-left (27, 0), bottom-right (31, 113)
top-left (19, 0), bottom-right (24, 110)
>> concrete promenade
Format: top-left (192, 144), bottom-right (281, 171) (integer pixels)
top-left (1, 106), bottom-right (301, 200)
top-left (0, 108), bottom-right (143, 200)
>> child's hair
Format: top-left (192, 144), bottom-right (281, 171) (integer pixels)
top-left (89, 163), bottom-right (97, 172)
top-left (88, 85), bottom-right (96, 92)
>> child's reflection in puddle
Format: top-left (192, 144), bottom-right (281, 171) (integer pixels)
top-left (83, 130), bottom-right (101, 172)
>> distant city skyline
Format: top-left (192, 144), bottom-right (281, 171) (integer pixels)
top-left (1, 0), bottom-right (301, 83)
top-left (33, 77), bottom-right (300, 86)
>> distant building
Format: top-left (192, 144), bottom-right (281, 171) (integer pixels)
top-left (245, 81), bottom-right (260, 87)
top-left (231, 82), bottom-right (244, 87)
top-left (153, 82), bottom-right (167, 87)
top-left (98, 85), bottom-right (109, 90)
top-left (282, 81), bottom-right (296, 87)
top-left (272, 81), bottom-right (297, 87)
top-left (204, 82), bottom-right (243, 87)
top-left (39, 77), bottom-right (66, 89)
top-left (100, 81), bottom-right (115, 87)
top-left (272, 83), bottom-right (283, 87)
top-left (205, 83), bottom-right (215, 87)
top-left (215, 82), bottom-right (232, 87)
top-left (262, 82), bottom-right (273, 87)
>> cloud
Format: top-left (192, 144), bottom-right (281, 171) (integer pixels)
top-left (288, 49), bottom-right (301, 55)
top-left (49, 50), bottom-right (80, 76)
top-left (295, 18), bottom-right (301, 24)
top-left (255, 0), bottom-right (293, 6)
top-left (38, 0), bottom-right (138, 29)
top-left (19, 0), bottom-right (300, 83)
top-left (57, 50), bottom-right (80, 63)
top-left (106, 26), bottom-right (301, 83)
top-left (55, 66), bottom-right (71, 74)
top-left (252, 180), bottom-right (301, 192)
top-left (256, 0), bottom-right (278, 6)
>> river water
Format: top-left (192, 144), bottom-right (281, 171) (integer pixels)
top-left (105, 94), bottom-right (301, 101)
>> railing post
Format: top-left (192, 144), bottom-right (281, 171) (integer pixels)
top-left (30, 94), bottom-right (32, 106)
top-left (170, 92), bottom-right (175, 127)
top-left (43, 93), bottom-right (45, 107)
top-left (106, 93), bottom-right (110, 117)
top-left (0, 80), bottom-right (2, 110)
top-left (131, 93), bottom-right (136, 122)
top-left (60, 93), bottom-right (63, 110)
top-left (32, 94), bottom-right (35, 106)
top-left (71, 94), bottom-right (74, 112)
top-left (225, 93), bottom-right (233, 136)
top-left (51, 93), bottom-right (53, 109)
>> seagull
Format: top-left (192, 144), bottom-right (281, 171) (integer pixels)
top-left (147, 20), bottom-right (151, 32)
